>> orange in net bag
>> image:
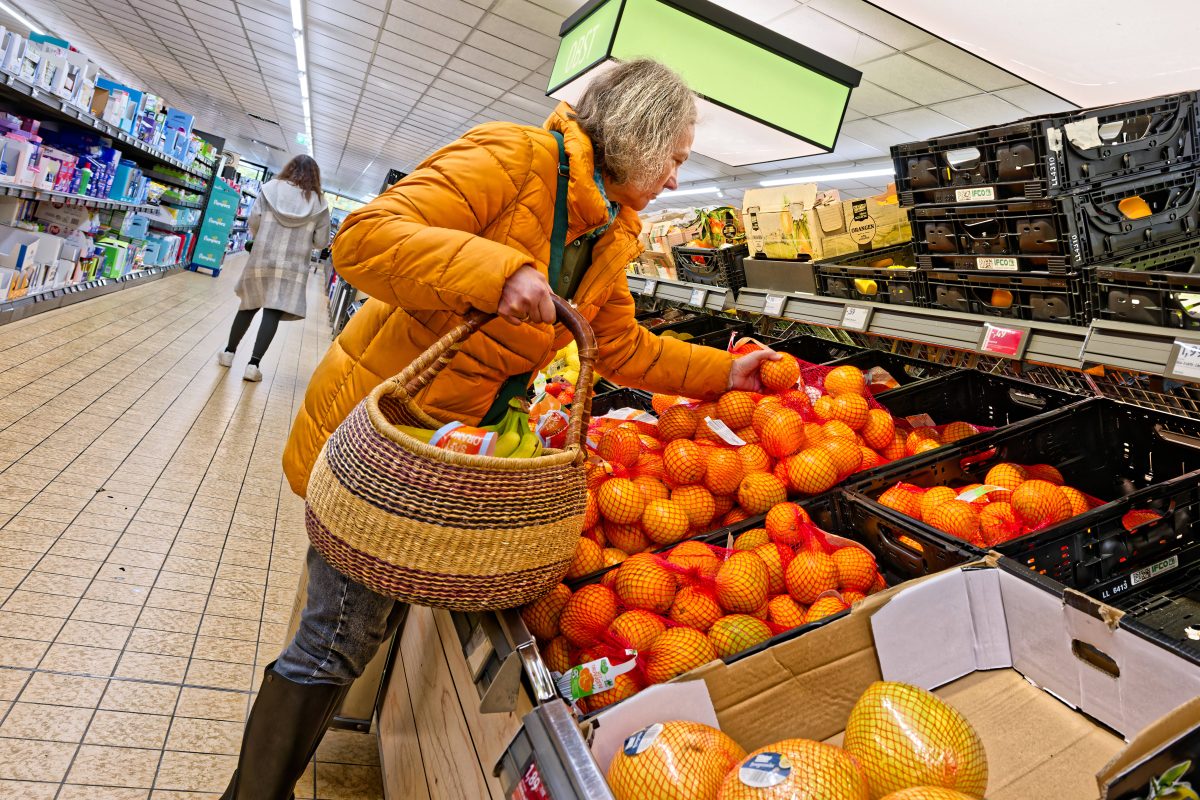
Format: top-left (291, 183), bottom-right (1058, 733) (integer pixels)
top-left (843, 681), bottom-right (987, 799)
top-left (608, 720), bottom-right (746, 800)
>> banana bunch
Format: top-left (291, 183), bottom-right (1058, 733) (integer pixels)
top-left (491, 398), bottom-right (543, 458)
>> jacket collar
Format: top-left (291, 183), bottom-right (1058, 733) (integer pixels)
top-left (544, 102), bottom-right (619, 242)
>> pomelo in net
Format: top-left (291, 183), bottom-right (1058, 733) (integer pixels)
top-left (658, 404), bottom-right (698, 442)
top-left (666, 541), bottom-right (721, 582)
top-left (844, 681), bottom-right (987, 799)
top-left (608, 609), bottom-right (666, 652)
top-left (718, 738), bottom-right (868, 799)
top-left (598, 478), bottom-right (646, 525)
top-left (1011, 479), bottom-right (1072, 528)
top-left (824, 365), bottom-right (867, 397)
top-left (717, 391), bottom-right (757, 430)
top-left (664, 440), bottom-right (707, 486)
top-left (805, 595), bottom-right (849, 624)
top-left (608, 720), bottom-right (746, 800)
top-left (642, 498), bottom-right (690, 546)
top-left (738, 473), bottom-right (788, 514)
top-left (759, 353), bottom-right (801, 392)
top-left (767, 595), bottom-right (807, 628)
top-left (669, 586), bottom-right (723, 632)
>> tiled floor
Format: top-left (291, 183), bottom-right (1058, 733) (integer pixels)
top-left (0, 256), bottom-right (384, 799)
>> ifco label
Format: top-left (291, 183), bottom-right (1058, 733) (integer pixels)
top-left (739, 752), bottom-right (792, 788)
top-left (1130, 555), bottom-right (1179, 587)
top-left (623, 723), bottom-right (662, 756)
top-left (978, 257), bottom-right (1019, 271)
top-left (955, 186), bottom-right (997, 202)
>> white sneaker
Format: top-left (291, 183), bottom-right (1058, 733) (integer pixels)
top-left (218, 351), bottom-right (234, 367)
top-left (243, 365), bottom-right (262, 382)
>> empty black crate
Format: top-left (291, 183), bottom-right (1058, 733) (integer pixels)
top-left (892, 91), bottom-right (1200, 206)
top-left (912, 167), bottom-right (1200, 272)
top-left (878, 368), bottom-right (1085, 431)
top-left (926, 268), bottom-right (1091, 325)
top-left (846, 398), bottom-right (1200, 587)
top-left (773, 334), bottom-right (864, 364)
top-left (644, 314), bottom-right (751, 342)
top-left (673, 243), bottom-right (749, 290)
top-left (1000, 476), bottom-right (1200, 615)
top-left (590, 388), bottom-right (653, 417)
top-left (818, 243), bottom-right (927, 306)
top-left (1089, 239), bottom-right (1200, 329)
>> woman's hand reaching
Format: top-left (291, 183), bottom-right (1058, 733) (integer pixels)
top-left (727, 348), bottom-right (781, 393)
top-left (498, 266), bottom-right (555, 325)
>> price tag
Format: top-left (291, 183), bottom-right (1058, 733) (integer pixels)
top-left (689, 287), bottom-right (707, 308)
top-left (840, 304), bottom-right (872, 331)
top-left (641, 279), bottom-right (657, 297)
top-left (1166, 339), bottom-right (1200, 382)
top-left (762, 294), bottom-right (786, 317)
top-left (978, 323), bottom-right (1030, 358)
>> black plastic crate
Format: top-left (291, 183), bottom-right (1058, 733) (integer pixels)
top-left (1089, 239), bottom-right (1200, 329)
top-left (846, 398), bottom-right (1200, 586)
top-left (672, 243), bottom-right (749, 290)
top-left (1000, 476), bottom-right (1200, 613)
top-left (892, 91), bottom-right (1200, 206)
top-left (912, 167), bottom-right (1200, 272)
top-left (644, 313), bottom-right (749, 340)
top-left (925, 268), bottom-right (1091, 325)
top-left (772, 333), bottom-right (864, 364)
top-left (590, 388), bottom-right (653, 417)
top-left (824, 349), bottom-right (955, 396)
top-left (817, 242), bottom-right (927, 306)
top-left (877, 368), bottom-right (1086, 430)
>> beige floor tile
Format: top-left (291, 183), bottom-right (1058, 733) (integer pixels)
top-left (106, 548), bottom-right (167, 570)
top-left (0, 701), bottom-right (93, 742)
top-left (314, 763), bottom-right (384, 800)
top-left (62, 526), bottom-right (123, 547)
top-left (56, 619), bottom-right (132, 650)
top-left (160, 556), bottom-right (217, 579)
top-left (184, 659), bottom-right (254, 692)
top-left (204, 596), bottom-right (261, 620)
top-left (125, 629), bottom-right (196, 658)
top-left (72, 599), bottom-right (143, 627)
top-left (209, 580), bottom-right (264, 603)
top-left (192, 636), bottom-right (256, 665)
top-left (49, 539), bottom-right (113, 561)
top-left (135, 607), bottom-right (203, 635)
top-left (0, 668), bottom-right (29, 701)
top-left (0, 738), bottom-right (76, 781)
top-left (58, 787), bottom-right (150, 800)
top-left (2, 590), bottom-right (78, 618)
top-left (114, 651), bottom-right (188, 684)
top-left (19, 571), bottom-right (91, 597)
top-left (0, 567), bottom-right (24, 589)
top-left (85, 710), bottom-right (172, 749)
top-left (39, 643), bottom-right (121, 675)
top-left (0, 637), bottom-right (49, 668)
top-left (153, 572), bottom-right (213, 595)
top-left (197, 615), bottom-right (259, 642)
top-left (0, 779), bottom-right (58, 799)
top-left (19, 672), bottom-right (107, 707)
top-left (100, 680), bottom-right (180, 715)
top-left (315, 730), bottom-right (381, 766)
top-left (33, 554), bottom-right (101, 579)
top-left (0, 610), bottom-right (65, 641)
top-left (165, 717), bottom-right (242, 755)
top-left (147, 589), bottom-right (208, 614)
top-left (84, 580), bottom-right (150, 607)
top-left (150, 792), bottom-right (219, 800)
top-left (174, 687), bottom-right (248, 723)
top-left (96, 563), bottom-right (160, 587)
top-left (66, 745), bottom-right (161, 788)
top-left (154, 751), bottom-right (236, 793)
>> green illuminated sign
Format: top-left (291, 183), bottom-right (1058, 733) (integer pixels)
top-left (548, 0), bottom-right (621, 92)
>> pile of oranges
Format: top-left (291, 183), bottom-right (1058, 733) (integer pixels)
top-left (876, 461), bottom-right (1124, 547)
top-left (522, 501), bottom-right (888, 714)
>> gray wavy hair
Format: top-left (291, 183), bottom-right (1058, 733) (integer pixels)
top-left (573, 59), bottom-right (697, 191)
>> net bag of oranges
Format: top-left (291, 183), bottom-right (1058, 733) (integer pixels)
top-left (304, 296), bottom-right (595, 612)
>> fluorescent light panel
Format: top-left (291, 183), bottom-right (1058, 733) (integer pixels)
top-left (290, 0), bottom-right (313, 155)
top-left (0, 1), bottom-right (44, 34)
top-left (663, 185), bottom-right (720, 197)
top-left (759, 167), bottom-right (895, 187)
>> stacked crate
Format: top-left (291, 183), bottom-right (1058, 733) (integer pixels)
top-left (891, 92), bottom-right (1200, 327)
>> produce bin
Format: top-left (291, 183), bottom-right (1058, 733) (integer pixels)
top-left (844, 397), bottom-right (1200, 591)
top-left (1089, 238), bottom-right (1200, 329)
top-left (672, 242), bottom-right (749, 290)
top-left (772, 333), bottom-right (864, 363)
top-left (643, 313), bottom-right (754, 345)
top-left (925, 268), bottom-right (1092, 325)
top-left (590, 387), bottom-right (653, 417)
top-left (823, 348), bottom-right (955, 395)
top-left (817, 243), bottom-right (928, 307)
top-left (892, 91), bottom-right (1200, 205)
top-left (911, 166), bottom-right (1200, 272)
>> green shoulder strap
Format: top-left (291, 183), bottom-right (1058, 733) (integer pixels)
top-left (480, 131), bottom-right (571, 427)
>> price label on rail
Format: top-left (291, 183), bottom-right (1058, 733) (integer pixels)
top-left (762, 294), bottom-right (786, 317)
top-left (1166, 339), bottom-right (1200, 382)
top-left (840, 304), bottom-right (872, 331)
top-left (641, 279), bottom-right (657, 297)
top-left (689, 287), bottom-right (708, 308)
top-left (977, 323), bottom-right (1030, 359)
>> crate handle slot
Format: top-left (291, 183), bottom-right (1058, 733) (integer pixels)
top-left (943, 147), bottom-right (982, 171)
top-left (873, 522), bottom-right (928, 574)
top-left (1007, 388), bottom-right (1048, 409)
top-left (1153, 424), bottom-right (1200, 450)
top-left (1070, 639), bottom-right (1120, 678)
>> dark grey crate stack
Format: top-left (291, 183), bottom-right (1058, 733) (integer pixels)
top-left (891, 92), bottom-right (1200, 327)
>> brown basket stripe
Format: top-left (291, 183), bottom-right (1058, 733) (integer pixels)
top-left (306, 506), bottom-right (570, 611)
top-left (322, 407), bottom-right (586, 529)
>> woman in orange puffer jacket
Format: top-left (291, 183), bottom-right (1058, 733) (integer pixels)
top-left (220, 59), bottom-right (779, 799)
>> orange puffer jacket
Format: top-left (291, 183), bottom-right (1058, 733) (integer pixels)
top-left (282, 103), bottom-right (734, 497)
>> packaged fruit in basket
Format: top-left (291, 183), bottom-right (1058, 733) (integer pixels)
top-left (874, 461), bottom-right (1163, 547)
top-left (602, 680), bottom-right (987, 800)
top-left (520, 501), bottom-right (889, 715)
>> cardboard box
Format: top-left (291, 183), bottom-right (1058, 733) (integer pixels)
top-left (814, 193), bottom-right (912, 261)
top-left (741, 257), bottom-right (818, 294)
top-left (589, 561), bottom-right (1200, 800)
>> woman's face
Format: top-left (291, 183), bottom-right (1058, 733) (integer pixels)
top-left (605, 125), bottom-right (695, 212)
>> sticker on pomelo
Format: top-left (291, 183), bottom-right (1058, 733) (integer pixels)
top-left (739, 752), bottom-right (792, 788)
top-left (623, 723), bottom-right (663, 756)
top-left (705, 417), bottom-right (747, 447)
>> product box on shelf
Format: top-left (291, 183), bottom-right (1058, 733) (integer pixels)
top-left (844, 397), bottom-right (1200, 600)
top-left (926, 268), bottom-right (1091, 325)
top-left (740, 256), bottom-right (819, 295)
top-left (1089, 238), bottom-right (1200, 329)
top-left (911, 166), bottom-right (1200, 272)
top-left (741, 183), bottom-right (831, 261)
top-left (817, 242), bottom-right (926, 306)
top-left (893, 91), bottom-right (1200, 206)
top-left (581, 561), bottom-right (1200, 800)
top-left (811, 190), bottom-right (911, 261)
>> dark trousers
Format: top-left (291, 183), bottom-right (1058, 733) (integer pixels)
top-left (226, 308), bottom-right (284, 362)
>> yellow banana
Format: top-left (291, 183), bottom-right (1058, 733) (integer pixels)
top-left (494, 430), bottom-right (522, 457)
top-left (396, 425), bottom-right (436, 443)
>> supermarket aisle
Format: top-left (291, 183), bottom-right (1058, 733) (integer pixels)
top-left (0, 259), bottom-right (383, 799)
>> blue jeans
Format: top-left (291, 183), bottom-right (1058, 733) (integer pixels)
top-left (274, 546), bottom-right (406, 685)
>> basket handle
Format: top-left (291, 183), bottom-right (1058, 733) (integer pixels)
top-left (396, 295), bottom-right (597, 452)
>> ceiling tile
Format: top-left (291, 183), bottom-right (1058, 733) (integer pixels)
top-left (907, 41), bottom-right (1024, 93)
top-left (866, 53), bottom-right (980, 104)
top-left (996, 86), bottom-right (1076, 116)
top-left (876, 107), bottom-right (965, 140)
top-left (848, 81), bottom-right (915, 116)
top-left (931, 94), bottom-right (1028, 130)
top-left (808, 0), bottom-right (933, 51)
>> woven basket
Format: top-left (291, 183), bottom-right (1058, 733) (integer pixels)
top-left (305, 296), bottom-right (596, 612)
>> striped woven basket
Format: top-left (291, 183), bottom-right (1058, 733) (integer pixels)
top-left (305, 296), bottom-right (595, 612)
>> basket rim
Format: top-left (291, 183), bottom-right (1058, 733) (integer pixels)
top-left (364, 380), bottom-right (583, 471)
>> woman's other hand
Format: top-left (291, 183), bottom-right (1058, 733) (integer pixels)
top-left (728, 348), bottom-right (781, 393)
top-left (498, 266), bottom-right (555, 325)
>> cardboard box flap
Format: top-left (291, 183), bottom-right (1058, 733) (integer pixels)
top-left (1098, 696), bottom-right (1200, 797)
top-left (872, 567), bottom-right (1011, 690)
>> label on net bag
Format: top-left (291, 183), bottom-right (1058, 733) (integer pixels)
top-left (428, 422), bottom-right (497, 456)
top-left (623, 723), bottom-right (663, 756)
top-left (739, 752), bottom-right (793, 787)
top-left (565, 651), bottom-right (637, 701)
top-left (705, 417), bottom-right (747, 447)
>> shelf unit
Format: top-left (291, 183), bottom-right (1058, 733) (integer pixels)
top-left (144, 170), bottom-right (207, 193)
top-left (625, 274), bottom-right (734, 313)
top-left (0, 262), bottom-right (182, 326)
top-left (149, 221), bottom-right (199, 234)
top-left (0, 184), bottom-right (156, 213)
top-left (0, 70), bottom-right (203, 175)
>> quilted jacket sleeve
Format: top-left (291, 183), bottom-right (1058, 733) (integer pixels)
top-left (590, 275), bottom-right (733, 400)
top-left (331, 128), bottom-right (537, 313)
